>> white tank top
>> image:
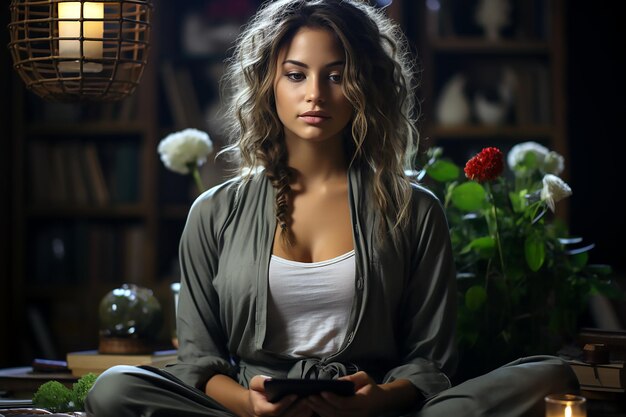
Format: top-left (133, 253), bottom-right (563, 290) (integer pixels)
top-left (265, 250), bottom-right (356, 358)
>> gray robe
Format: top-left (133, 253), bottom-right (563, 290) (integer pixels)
top-left (168, 167), bottom-right (457, 397)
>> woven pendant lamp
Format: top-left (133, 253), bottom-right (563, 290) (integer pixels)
top-left (8, 0), bottom-right (153, 101)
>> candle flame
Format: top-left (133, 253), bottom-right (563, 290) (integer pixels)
top-left (58, 2), bottom-right (104, 73)
top-left (565, 405), bottom-right (572, 417)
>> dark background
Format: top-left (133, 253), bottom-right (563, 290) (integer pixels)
top-left (566, 2), bottom-right (625, 276)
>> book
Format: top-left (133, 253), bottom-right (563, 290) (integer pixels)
top-left (49, 144), bottom-right (70, 204)
top-left (0, 367), bottom-right (76, 400)
top-left (0, 398), bottom-right (34, 409)
top-left (66, 349), bottom-right (177, 377)
top-left (109, 142), bottom-right (139, 203)
top-left (82, 143), bottom-right (110, 206)
top-left (567, 360), bottom-right (626, 393)
top-left (161, 61), bottom-right (188, 129)
top-left (121, 225), bottom-right (145, 283)
top-left (65, 143), bottom-right (90, 205)
top-left (174, 66), bottom-right (205, 129)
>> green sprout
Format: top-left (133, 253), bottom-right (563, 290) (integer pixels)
top-left (32, 373), bottom-right (98, 412)
top-left (32, 380), bottom-right (74, 412)
top-left (72, 373), bottom-right (98, 410)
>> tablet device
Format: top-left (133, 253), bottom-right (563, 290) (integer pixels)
top-left (264, 378), bottom-right (355, 402)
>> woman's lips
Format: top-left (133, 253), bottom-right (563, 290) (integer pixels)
top-left (299, 112), bottom-right (330, 125)
top-left (300, 115), bottom-right (329, 124)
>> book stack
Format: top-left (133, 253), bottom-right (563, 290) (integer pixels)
top-left (565, 329), bottom-right (626, 413)
top-left (567, 360), bottom-right (625, 394)
top-left (66, 350), bottom-right (177, 377)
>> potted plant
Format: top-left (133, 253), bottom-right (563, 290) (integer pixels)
top-left (418, 142), bottom-right (616, 380)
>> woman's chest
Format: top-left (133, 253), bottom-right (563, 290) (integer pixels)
top-left (274, 187), bottom-right (354, 263)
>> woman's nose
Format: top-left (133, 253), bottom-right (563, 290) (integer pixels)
top-left (306, 77), bottom-right (325, 103)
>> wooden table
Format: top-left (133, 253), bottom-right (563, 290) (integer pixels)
top-left (0, 367), bottom-right (77, 400)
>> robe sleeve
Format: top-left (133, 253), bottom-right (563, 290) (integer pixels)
top-left (163, 181), bottom-right (239, 390)
top-left (383, 187), bottom-right (458, 399)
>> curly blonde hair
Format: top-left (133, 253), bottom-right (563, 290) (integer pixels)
top-left (220, 0), bottom-right (419, 245)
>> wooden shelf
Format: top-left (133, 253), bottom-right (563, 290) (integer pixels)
top-left (416, 0), bottom-right (568, 207)
top-left (26, 204), bottom-right (147, 219)
top-left (26, 122), bottom-right (146, 136)
top-left (24, 285), bottom-right (88, 300)
top-left (24, 283), bottom-right (126, 300)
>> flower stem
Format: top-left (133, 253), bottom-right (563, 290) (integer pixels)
top-left (191, 164), bottom-right (205, 194)
top-left (487, 183), bottom-right (506, 275)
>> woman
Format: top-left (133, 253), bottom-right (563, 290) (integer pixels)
top-left (86, 1), bottom-right (577, 416)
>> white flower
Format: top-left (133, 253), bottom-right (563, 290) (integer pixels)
top-left (542, 151), bottom-right (565, 175)
top-left (158, 128), bottom-right (213, 174)
top-left (540, 174), bottom-right (572, 212)
top-left (507, 141), bottom-right (549, 176)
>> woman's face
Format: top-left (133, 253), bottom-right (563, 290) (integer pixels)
top-left (273, 26), bottom-right (353, 146)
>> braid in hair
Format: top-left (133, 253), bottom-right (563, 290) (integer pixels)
top-left (264, 143), bottom-right (295, 247)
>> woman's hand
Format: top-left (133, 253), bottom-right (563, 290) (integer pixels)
top-left (205, 374), bottom-right (313, 417)
top-left (305, 372), bottom-right (420, 417)
top-left (247, 375), bottom-right (314, 417)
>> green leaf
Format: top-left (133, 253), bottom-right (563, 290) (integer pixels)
top-left (451, 182), bottom-right (486, 212)
top-left (570, 252), bottom-right (589, 269)
top-left (509, 191), bottom-right (526, 213)
top-left (465, 285), bottom-right (487, 311)
top-left (426, 160), bottom-right (460, 182)
top-left (524, 234), bottom-right (545, 272)
top-left (531, 207), bottom-right (547, 225)
top-left (461, 236), bottom-right (496, 258)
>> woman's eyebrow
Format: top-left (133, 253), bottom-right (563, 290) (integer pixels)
top-left (282, 59), bottom-right (345, 68)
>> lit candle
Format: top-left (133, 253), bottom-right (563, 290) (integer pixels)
top-left (58, 2), bottom-right (104, 72)
top-left (545, 394), bottom-right (586, 417)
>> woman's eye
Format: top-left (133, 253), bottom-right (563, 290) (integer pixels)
top-left (286, 72), bottom-right (305, 81)
top-left (329, 73), bottom-right (342, 83)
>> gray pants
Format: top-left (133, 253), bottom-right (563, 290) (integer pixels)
top-left (85, 356), bottom-right (578, 417)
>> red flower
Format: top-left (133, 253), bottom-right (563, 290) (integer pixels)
top-left (464, 147), bottom-right (504, 182)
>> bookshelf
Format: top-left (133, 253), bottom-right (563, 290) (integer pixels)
top-left (409, 0), bottom-right (568, 187)
top-left (9, 76), bottom-right (161, 362)
top-left (7, 18), bottom-right (162, 362)
top-left (4, 0), bottom-right (251, 366)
